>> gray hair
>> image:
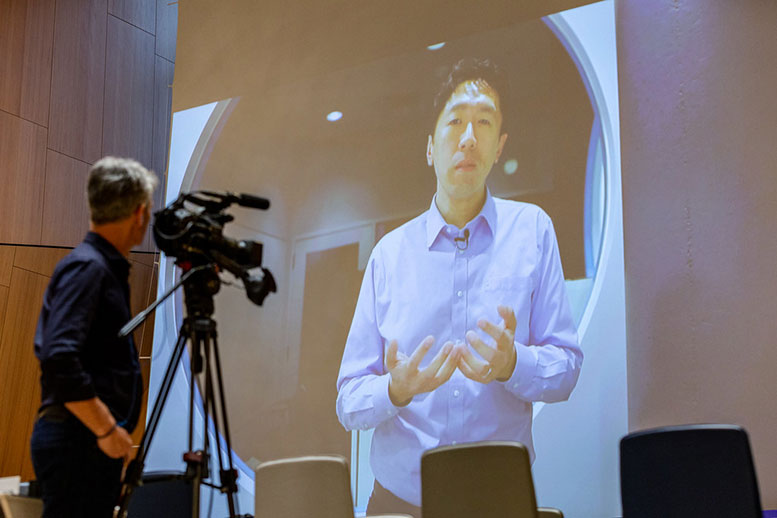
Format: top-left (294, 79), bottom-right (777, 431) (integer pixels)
top-left (87, 157), bottom-right (158, 225)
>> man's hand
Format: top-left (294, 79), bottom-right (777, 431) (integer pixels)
top-left (386, 336), bottom-right (458, 406)
top-left (458, 305), bottom-right (518, 383)
top-left (64, 398), bottom-right (132, 460)
top-left (97, 425), bottom-right (133, 460)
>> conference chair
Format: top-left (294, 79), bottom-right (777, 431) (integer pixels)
top-left (126, 471), bottom-right (193, 518)
top-left (620, 424), bottom-right (762, 518)
top-left (0, 494), bottom-right (43, 518)
top-left (421, 441), bottom-right (564, 518)
top-left (254, 455), bottom-right (410, 518)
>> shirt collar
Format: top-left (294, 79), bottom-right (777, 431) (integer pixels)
top-left (84, 231), bottom-right (131, 278)
top-left (425, 189), bottom-right (497, 249)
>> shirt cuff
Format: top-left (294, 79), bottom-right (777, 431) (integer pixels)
top-left (371, 373), bottom-right (403, 421)
top-left (41, 355), bottom-right (97, 403)
top-left (500, 341), bottom-right (539, 396)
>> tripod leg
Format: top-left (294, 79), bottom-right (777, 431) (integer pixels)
top-left (206, 355), bottom-right (238, 517)
top-left (210, 334), bottom-right (239, 516)
top-left (115, 323), bottom-right (190, 518)
top-left (188, 330), bottom-right (212, 518)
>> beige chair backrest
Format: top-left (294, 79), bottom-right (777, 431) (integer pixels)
top-left (0, 494), bottom-right (44, 518)
top-left (255, 455), bottom-right (355, 518)
top-left (422, 441), bottom-right (563, 518)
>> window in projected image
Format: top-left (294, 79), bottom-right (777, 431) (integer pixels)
top-left (152, 1), bottom-right (624, 517)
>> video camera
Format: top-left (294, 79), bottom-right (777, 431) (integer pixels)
top-left (153, 190), bottom-right (276, 306)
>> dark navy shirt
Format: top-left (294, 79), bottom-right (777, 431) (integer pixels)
top-left (34, 232), bottom-right (143, 433)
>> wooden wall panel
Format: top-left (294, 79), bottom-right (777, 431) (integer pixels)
top-left (155, 0), bottom-right (177, 62)
top-left (48, 0), bottom-right (107, 164)
top-left (0, 1), bottom-right (26, 108)
top-left (0, 267), bottom-right (50, 479)
top-left (0, 247), bottom-right (14, 287)
top-left (13, 247), bottom-right (69, 277)
top-left (0, 0), bottom-right (175, 481)
top-left (130, 358), bottom-right (151, 445)
top-left (152, 56), bottom-right (174, 184)
top-left (140, 55), bottom-right (175, 252)
top-left (137, 259), bottom-right (158, 357)
top-left (128, 254), bottom-right (156, 354)
top-left (0, 111), bottom-right (46, 245)
top-left (102, 15), bottom-right (155, 169)
top-left (109, 0), bottom-right (156, 35)
top-left (0, 285), bottom-right (8, 340)
top-left (129, 255), bottom-right (153, 300)
top-left (130, 251), bottom-right (156, 267)
top-left (0, 0), bottom-right (56, 126)
top-left (41, 151), bottom-right (91, 247)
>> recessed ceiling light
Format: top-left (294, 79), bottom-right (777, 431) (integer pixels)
top-left (326, 111), bottom-right (343, 122)
top-left (426, 42), bottom-right (446, 51)
top-left (503, 159), bottom-right (518, 175)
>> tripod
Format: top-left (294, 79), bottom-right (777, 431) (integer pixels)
top-left (115, 264), bottom-right (248, 518)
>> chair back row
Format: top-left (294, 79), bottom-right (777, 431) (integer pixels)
top-left (255, 443), bottom-right (561, 518)
top-left (255, 424), bottom-right (763, 518)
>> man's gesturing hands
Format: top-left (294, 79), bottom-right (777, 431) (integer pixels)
top-left (387, 336), bottom-right (458, 406)
top-left (459, 305), bottom-right (518, 383)
top-left (386, 306), bottom-right (518, 406)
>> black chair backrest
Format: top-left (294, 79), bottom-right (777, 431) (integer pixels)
top-left (127, 471), bottom-right (193, 518)
top-left (620, 424), bottom-right (762, 518)
top-left (422, 441), bottom-right (538, 518)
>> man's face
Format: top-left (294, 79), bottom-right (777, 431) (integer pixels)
top-left (427, 79), bottom-right (508, 202)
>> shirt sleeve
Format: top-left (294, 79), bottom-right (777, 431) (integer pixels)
top-left (336, 247), bottom-right (401, 431)
top-left (37, 259), bottom-right (104, 403)
top-left (500, 211), bottom-right (583, 403)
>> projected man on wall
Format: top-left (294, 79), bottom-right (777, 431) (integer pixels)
top-left (336, 58), bottom-right (583, 516)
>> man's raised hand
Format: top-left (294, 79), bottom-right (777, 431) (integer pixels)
top-left (386, 336), bottom-right (458, 406)
top-left (458, 305), bottom-right (518, 384)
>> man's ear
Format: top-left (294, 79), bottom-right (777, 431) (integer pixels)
top-left (426, 135), bottom-right (434, 166)
top-left (494, 133), bottom-right (508, 163)
top-left (133, 203), bottom-right (147, 225)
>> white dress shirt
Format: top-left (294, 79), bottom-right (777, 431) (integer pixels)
top-left (336, 192), bottom-right (583, 506)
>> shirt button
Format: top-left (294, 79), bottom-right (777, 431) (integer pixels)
top-left (513, 383), bottom-right (518, 389)
top-left (458, 249), bottom-right (464, 254)
top-left (453, 389), bottom-right (460, 397)
top-left (457, 290), bottom-right (463, 297)
top-left (387, 410), bottom-right (393, 415)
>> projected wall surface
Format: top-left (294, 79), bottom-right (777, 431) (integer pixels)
top-left (146, 1), bottom-right (625, 517)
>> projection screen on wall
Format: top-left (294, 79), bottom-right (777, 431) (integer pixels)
top-left (146, 1), bottom-right (626, 517)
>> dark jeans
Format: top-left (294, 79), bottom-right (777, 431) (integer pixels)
top-left (30, 411), bottom-right (123, 518)
top-left (367, 479), bottom-right (422, 518)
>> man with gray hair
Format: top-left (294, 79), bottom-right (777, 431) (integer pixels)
top-left (31, 157), bottom-right (158, 517)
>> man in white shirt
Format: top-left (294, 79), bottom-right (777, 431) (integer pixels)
top-left (336, 58), bottom-right (583, 516)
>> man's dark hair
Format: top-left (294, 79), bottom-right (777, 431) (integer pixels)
top-left (433, 58), bottom-right (510, 131)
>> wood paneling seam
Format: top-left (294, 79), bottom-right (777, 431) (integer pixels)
top-left (108, 13), bottom-right (156, 39)
top-left (0, 107), bottom-right (48, 129)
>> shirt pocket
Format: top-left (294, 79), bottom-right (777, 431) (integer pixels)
top-left (478, 275), bottom-right (533, 343)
